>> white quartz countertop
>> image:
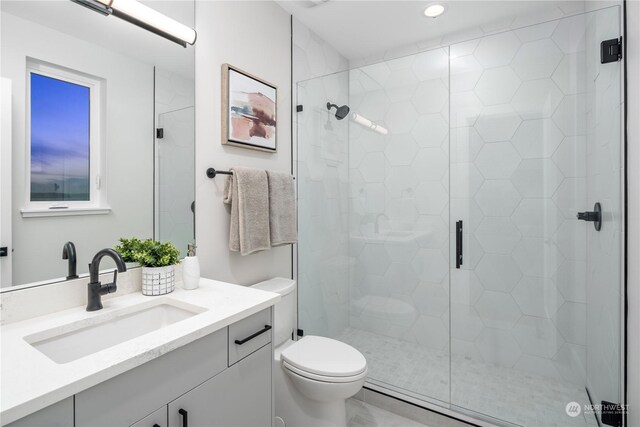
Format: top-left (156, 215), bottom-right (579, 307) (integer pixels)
top-left (0, 279), bottom-right (280, 425)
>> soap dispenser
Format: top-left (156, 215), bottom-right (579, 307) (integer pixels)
top-left (182, 242), bottom-right (200, 290)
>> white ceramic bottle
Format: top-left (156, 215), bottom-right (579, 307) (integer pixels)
top-left (182, 242), bottom-right (200, 290)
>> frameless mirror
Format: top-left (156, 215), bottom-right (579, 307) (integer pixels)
top-left (0, 0), bottom-right (195, 288)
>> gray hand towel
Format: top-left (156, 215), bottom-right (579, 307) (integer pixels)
top-left (266, 170), bottom-right (297, 246)
top-left (223, 167), bottom-right (271, 255)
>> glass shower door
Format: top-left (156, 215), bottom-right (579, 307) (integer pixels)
top-left (297, 48), bottom-right (454, 407)
top-left (345, 47), bottom-right (452, 405)
top-left (156, 107), bottom-right (195, 257)
top-left (449, 8), bottom-right (622, 427)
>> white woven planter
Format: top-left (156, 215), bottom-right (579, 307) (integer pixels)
top-left (142, 265), bottom-right (175, 296)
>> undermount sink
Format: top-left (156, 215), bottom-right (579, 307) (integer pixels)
top-left (24, 299), bottom-right (206, 364)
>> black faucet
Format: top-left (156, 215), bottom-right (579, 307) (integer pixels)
top-left (62, 242), bottom-right (79, 280)
top-left (86, 248), bottom-right (127, 312)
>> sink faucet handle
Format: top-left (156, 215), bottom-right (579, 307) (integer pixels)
top-left (106, 270), bottom-right (118, 293)
top-left (86, 248), bottom-right (126, 311)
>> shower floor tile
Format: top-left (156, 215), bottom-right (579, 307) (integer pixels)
top-left (338, 328), bottom-right (598, 427)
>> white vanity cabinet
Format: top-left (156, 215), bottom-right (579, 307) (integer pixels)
top-left (5, 398), bottom-right (73, 427)
top-left (75, 327), bottom-right (229, 427)
top-left (7, 308), bottom-right (273, 427)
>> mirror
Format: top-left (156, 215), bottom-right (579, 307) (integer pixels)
top-left (0, 0), bottom-right (195, 288)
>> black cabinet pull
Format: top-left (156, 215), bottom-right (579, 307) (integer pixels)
top-left (456, 220), bottom-right (463, 269)
top-left (234, 325), bottom-right (272, 345)
top-left (178, 409), bottom-right (188, 427)
top-left (153, 424), bottom-right (160, 427)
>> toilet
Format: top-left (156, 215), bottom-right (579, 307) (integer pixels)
top-left (251, 278), bottom-right (367, 427)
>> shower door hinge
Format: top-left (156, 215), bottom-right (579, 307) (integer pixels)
top-left (296, 105), bottom-right (303, 112)
top-left (601, 37), bottom-right (622, 64)
top-left (600, 401), bottom-right (624, 427)
top-left (297, 328), bottom-right (304, 337)
top-left (156, 128), bottom-right (164, 139)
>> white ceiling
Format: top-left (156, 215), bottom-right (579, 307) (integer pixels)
top-left (277, 0), bottom-right (583, 60)
top-left (1, 0), bottom-right (195, 79)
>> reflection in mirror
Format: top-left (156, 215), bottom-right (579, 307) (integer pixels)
top-left (0, 0), bottom-right (195, 288)
top-left (155, 72), bottom-right (196, 258)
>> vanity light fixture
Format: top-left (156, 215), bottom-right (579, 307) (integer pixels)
top-left (423, 3), bottom-right (446, 18)
top-left (71, 0), bottom-right (197, 47)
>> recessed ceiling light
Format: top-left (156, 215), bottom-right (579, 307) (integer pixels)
top-left (423, 3), bottom-right (446, 18)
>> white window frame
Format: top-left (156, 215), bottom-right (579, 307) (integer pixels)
top-left (21, 60), bottom-right (109, 217)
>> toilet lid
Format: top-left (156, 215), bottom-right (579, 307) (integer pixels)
top-left (281, 336), bottom-right (367, 377)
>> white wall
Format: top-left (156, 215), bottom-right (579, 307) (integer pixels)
top-left (1, 12), bottom-right (154, 286)
top-left (626, 0), bottom-right (640, 425)
top-left (194, 1), bottom-right (292, 285)
top-left (293, 17), bottom-right (349, 82)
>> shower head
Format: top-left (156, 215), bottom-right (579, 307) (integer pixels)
top-left (326, 102), bottom-right (350, 120)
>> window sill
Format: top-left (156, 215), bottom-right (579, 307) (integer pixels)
top-left (21, 206), bottom-right (112, 218)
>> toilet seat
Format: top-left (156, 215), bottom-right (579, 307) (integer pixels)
top-left (282, 360), bottom-right (368, 383)
top-left (280, 336), bottom-right (367, 382)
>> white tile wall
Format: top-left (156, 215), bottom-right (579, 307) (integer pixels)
top-left (445, 15), bottom-right (597, 390)
top-left (348, 49), bottom-right (451, 363)
top-left (345, 9), bottom-right (614, 397)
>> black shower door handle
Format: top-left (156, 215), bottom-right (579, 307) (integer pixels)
top-left (456, 220), bottom-right (463, 269)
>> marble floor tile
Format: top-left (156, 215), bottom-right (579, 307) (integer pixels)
top-left (339, 328), bottom-right (598, 427)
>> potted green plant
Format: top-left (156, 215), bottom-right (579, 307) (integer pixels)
top-left (115, 238), bottom-right (180, 296)
top-left (113, 237), bottom-right (144, 269)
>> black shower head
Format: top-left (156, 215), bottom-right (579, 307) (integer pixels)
top-left (327, 102), bottom-right (350, 120)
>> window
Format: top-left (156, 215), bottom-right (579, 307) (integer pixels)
top-left (23, 60), bottom-right (106, 216)
top-left (30, 73), bottom-right (90, 201)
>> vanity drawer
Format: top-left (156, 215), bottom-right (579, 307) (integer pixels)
top-left (228, 308), bottom-right (272, 366)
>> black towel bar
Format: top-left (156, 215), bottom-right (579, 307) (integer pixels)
top-left (206, 167), bottom-right (295, 180)
top-left (206, 168), bottom-right (233, 178)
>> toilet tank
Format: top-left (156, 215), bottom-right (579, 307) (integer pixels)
top-left (251, 278), bottom-right (296, 347)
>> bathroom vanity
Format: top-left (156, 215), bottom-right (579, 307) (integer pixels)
top-left (0, 280), bottom-right (280, 426)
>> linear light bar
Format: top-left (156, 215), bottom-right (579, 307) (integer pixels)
top-left (351, 113), bottom-right (389, 135)
top-left (71, 0), bottom-right (197, 47)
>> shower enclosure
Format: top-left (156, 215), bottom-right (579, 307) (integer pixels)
top-left (296, 7), bottom-right (623, 427)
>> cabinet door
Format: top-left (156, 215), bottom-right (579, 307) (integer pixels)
top-left (168, 344), bottom-right (271, 427)
top-left (5, 397), bottom-right (73, 427)
top-left (130, 406), bottom-right (167, 427)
